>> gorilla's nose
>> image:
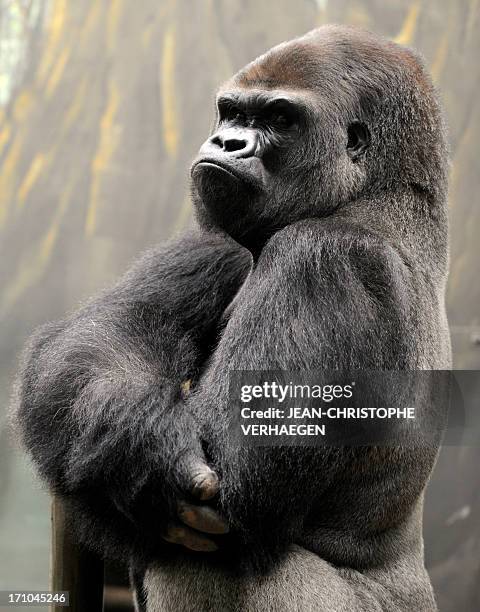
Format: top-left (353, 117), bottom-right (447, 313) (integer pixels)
top-left (205, 128), bottom-right (258, 158)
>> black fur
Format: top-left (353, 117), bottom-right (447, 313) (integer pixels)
top-left (14, 231), bottom-right (251, 562)
top-left (13, 25), bottom-right (450, 611)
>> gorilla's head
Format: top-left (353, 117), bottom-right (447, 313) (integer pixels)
top-left (191, 25), bottom-right (447, 256)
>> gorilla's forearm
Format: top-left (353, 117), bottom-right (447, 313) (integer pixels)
top-left (190, 218), bottom-right (438, 568)
top-left (13, 229), bottom-right (251, 561)
top-left (16, 315), bottom-right (199, 561)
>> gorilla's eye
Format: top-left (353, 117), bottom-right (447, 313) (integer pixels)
top-left (218, 100), bottom-right (245, 124)
top-left (264, 100), bottom-right (297, 129)
top-left (270, 112), bottom-right (289, 126)
top-left (346, 122), bottom-right (371, 160)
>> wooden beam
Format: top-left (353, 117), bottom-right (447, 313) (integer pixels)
top-left (50, 497), bottom-right (105, 612)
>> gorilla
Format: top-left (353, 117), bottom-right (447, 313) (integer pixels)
top-left (13, 25), bottom-right (450, 612)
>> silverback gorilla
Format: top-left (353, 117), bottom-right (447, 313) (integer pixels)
top-left (14, 25), bottom-right (450, 611)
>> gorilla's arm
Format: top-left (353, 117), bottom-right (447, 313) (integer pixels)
top-left (14, 230), bottom-right (251, 561)
top-left (190, 218), bottom-right (437, 569)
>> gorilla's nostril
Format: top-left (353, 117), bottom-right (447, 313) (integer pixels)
top-left (224, 138), bottom-right (247, 153)
top-left (210, 135), bottom-right (223, 148)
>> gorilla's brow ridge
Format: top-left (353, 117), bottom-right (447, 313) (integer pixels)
top-left (216, 90), bottom-right (313, 115)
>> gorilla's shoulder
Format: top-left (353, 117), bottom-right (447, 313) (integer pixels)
top-left (261, 218), bottom-right (401, 263)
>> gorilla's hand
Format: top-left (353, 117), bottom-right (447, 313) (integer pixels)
top-left (160, 385), bottom-right (229, 551)
top-left (94, 400), bottom-right (229, 555)
top-left (162, 499), bottom-right (229, 553)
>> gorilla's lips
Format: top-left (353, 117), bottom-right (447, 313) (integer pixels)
top-left (191, 159), bottom-right (244, 185)
top-left (191, 157), bottom-right (264, 191)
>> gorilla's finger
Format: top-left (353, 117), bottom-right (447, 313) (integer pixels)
top-left (181, 456), bottom-right (219, 500)
top-left (162, 523), bottom-right (218, 552)
top-left (178, 501), bottom-right (229, 535)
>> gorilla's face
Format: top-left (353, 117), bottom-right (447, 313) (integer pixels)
top-left (190, 25), bottom-right (439, 256)
top-left (191, 90), bottom-right (314, 253)
top-left (191, 56), bottom-right (370, 256)
top-left (191, 91), bottom-right (368, 255)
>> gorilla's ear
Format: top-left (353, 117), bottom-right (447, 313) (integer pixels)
top-left (346, 122), bottom-right (371, 161)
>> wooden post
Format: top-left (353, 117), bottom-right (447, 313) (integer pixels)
top-left (50, 497), bottom-right (105, 612)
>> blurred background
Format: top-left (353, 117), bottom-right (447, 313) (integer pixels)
top-left (0, 0), bottom-right (479, 610)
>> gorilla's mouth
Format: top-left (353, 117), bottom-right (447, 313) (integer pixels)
top-left (191, 157), bottom-right (266, 194)
top-left (191, 159), bottom-right (242, 183)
